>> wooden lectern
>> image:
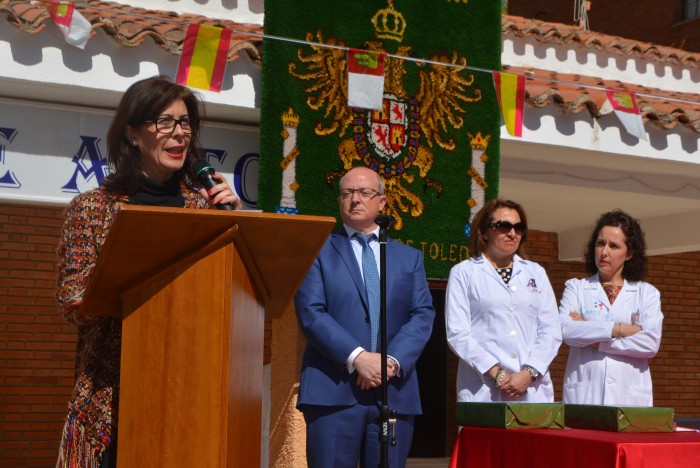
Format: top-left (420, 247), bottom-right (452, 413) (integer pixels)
top-left (78, 205), bottom-right (335, 467)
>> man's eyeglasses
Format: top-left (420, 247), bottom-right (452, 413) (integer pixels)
top-left (145, 117), bottom-right (193, 134)
top-left (488, 220), bottom-right (527, 236)
top-left (339, 188), bottom-right (380, 200)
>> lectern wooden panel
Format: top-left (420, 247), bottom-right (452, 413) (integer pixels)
top-left (77, 206), bottom-right (334, 467)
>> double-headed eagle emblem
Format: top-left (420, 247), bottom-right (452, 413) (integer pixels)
top-left (286, 2), bottom-right (482, 230)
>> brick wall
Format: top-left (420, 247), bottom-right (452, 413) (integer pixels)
top-left (646, 254), bottom-right (700, 409)
top-left (2, 203), bottom-right (699, 465)
top-left (508, 0), bottom-right (574, 24)
top-left (508, 0), bottom-right (700, 52)
top-left (0, 202), bottom-right (74, 468)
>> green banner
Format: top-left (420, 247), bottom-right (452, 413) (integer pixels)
top-left (260, 0), bottom-right (501, 279)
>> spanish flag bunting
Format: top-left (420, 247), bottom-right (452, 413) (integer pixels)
top-left (43, 1), bottom-right (91, 49)
top-left (176, 24), bottom-right (232, 92)
top-left (604, 89), bottom-right (647, 141)
top-left (493, 71), bottom-right (526, 137)
top-left (347, 48), bottom-right (386, 110)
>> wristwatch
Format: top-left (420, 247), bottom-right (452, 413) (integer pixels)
top-left (523, 365), bottom-right (539, 381)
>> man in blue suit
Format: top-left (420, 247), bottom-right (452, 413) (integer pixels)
top-left (294, 166), bottom-right (435, 467)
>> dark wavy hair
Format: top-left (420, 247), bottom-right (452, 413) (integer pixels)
top-left (469, 198), bottom-right (528, 259)
top-left (101, 76), bottom-right (204, 194)
top-left (583, 209), bottom-right (647, 281)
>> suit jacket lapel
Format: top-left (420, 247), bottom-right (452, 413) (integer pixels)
top-left (330, 230), bottom-right (369, 310)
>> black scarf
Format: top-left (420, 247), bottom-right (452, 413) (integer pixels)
top-left (128, 175), bottom-right (184, 207)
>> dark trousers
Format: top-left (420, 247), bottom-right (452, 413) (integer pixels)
top-left (303, 404), bottom-right (414, 468)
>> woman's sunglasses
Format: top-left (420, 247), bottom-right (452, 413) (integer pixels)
top-left (488, 220), bottom-right (527, 235)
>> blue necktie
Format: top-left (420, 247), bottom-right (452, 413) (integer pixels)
top-left (355, 233), bottom-right (380, 352)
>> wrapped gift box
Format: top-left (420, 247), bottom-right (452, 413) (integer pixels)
top-left (564, 404), bottom-right (674, 432)
top-left (456, 402), bottom-right (565, 429)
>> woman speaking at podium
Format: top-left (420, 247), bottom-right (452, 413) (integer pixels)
top-left (54, 76), bottom-right (241, 468)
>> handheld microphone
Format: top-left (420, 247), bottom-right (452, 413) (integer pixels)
top-left (192, 159), bottom-right (234, 211)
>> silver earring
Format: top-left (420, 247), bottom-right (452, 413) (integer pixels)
top-left (132, 140), bottom-right (137, 145)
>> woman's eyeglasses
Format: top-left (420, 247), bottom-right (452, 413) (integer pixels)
top-left (145, 117), bottom-right (193, 134)
top-left (488, 220), bottom-right (527, 235)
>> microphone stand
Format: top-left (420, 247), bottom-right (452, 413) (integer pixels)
top-left (375, 214), bottom-right (395, 468)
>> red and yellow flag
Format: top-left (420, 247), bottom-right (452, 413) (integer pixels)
top-left (176, 24), bottom-right (232, 92)
top-left (44, 1), bottom-right (91, 49)
top-left (493, 71), bottom-right (526, 137)
top-left (604, 89), bottom-right (646, 140)
top-left (44, 0), bottom-right (74, 27)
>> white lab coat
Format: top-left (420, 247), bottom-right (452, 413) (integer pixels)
top-left (446, 254), bottom-right (562, 402)
top-left (559, 275), bottom-right (663, 406)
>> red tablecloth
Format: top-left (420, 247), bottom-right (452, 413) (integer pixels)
top-left (449, 426), bottom-right (700, 468)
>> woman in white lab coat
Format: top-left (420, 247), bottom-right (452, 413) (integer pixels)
top-left (560, 209), bottom-right (662, 406)
top-left (446, 199), bottom-right (562, 402)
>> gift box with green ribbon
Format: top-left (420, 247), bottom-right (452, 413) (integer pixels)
top-left (564, 404), bottom-right (675, 432)
top-left (456, 402), bottom-right (565, 430)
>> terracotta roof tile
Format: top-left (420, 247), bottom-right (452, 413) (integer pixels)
top-left (507, 66), bottom-right (700, 133)
top-left (0, 0), bottom-right (262, 62)
top-left (502, 15), bottom-right (700, 68)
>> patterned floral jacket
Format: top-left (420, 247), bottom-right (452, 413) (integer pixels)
top-left (55, 184), bottom-right (210, 468)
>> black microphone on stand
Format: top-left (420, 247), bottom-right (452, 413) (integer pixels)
top-left (374, 214), bottom-right (395, 468)
top-left (374, 215), bottom-right (395, 232)
top-left (193, 159), bottom-right (235, 211)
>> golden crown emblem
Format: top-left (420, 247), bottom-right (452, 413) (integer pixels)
top-left (469, 131), bottom-right (491, 150)
top-left (282, 108), bottom-right (300, 127)
top-left (372, 0), bottom-right (406, 42)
